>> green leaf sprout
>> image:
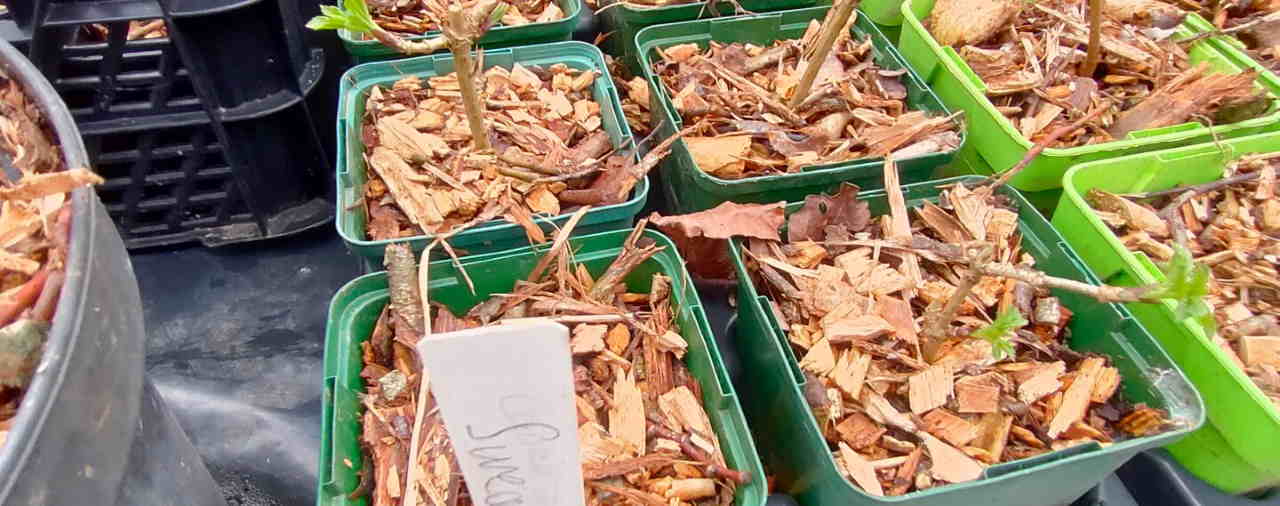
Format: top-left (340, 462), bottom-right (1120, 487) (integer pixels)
top-left (307, 0), bottom-right (378, 34)
top-left (1146, 244), bottom-right (1216, 336)
top-left (972, 306), bottom-right (1027, 361)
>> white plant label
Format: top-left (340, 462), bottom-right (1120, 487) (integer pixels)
top-left (418, 319), bottom-right (585, 506)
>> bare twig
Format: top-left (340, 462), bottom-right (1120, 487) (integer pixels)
top-left (922, 243), bottom-right (992, 361)
top-left (1181, 11), bottom-right (1280, 45)
top-left (445, 4), bottom-right (490, 151)
top-left (1122, 171), bottom-right (1261, 200)
top-left (1079, 0), bottom-right (1104, 77)
top-left (788, 0), bottom-right (858, 108)
top-left (981, 105), bottom-right (1109, 195)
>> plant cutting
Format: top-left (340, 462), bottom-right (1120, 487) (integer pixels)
top-left (647, 122), bottom-right (1207, 494)
top-left (313, 0), bottom-right (678, 245)
top-left (349, 218), bottom-right (752, 506)
top-left (0, 69), bottom-right (103, 438)
top-left (648, 0), bottom-right (962, 180)
top-left (926, 0), bottom-right (1270, 147)
top-left (1085, 152), bottom-right (1280, 407)
top-left (714, 162), bottom-right (1206, 496)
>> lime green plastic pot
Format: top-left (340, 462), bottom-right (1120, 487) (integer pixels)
top-left (1053, 132), bottom-right (1280, 494)
top-left (316, 229), bottom-right (767, 506)
top-left (731, 175), bottom-right (1204, 505)
top-left (898, 0), bottom-right (1280, 192)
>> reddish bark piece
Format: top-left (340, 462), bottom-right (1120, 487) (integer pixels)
top-left (923, 408), bottom-right (979, 447)
top-left (836, 413), bottom-right (886, 450)
top-left (955, 376), bottom-right (1001, 414)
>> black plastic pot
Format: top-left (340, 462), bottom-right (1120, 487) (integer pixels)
top-left (0, 38), bottom-right (224, 506)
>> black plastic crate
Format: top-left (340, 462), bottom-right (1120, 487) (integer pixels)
top-left (4, 0), bottom-right (332, 248)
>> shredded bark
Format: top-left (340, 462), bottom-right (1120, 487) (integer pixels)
top-left (365, 0), bottom-right (564, 37)
top-left (362, 65), bottom-right (673, 242)
top-left (1191, 0), bottom-right (1279, 74)
top-left (359, 222), bottom-right (749, 505)
top-left (648, 20), bottom-right (962, 180)
top-left (926, 0), bottom-right (1270, 148)
top-left (740, 179), bottom-right (1166, 496)
top-left (0, 71), bottom-right (100, 440)
top-left (1093, 153), bottom-right (1280, 408)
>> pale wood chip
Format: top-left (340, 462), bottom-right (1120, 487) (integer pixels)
top-left (876, 294), bottom-right (919, 344)
top-left (658, 386), bottom-right (725, 465)
top-left (921, 433), bottom-right (985, 484)
top-left (909, 364), bottom-right (953, 414)
top-left (1016, 361), bottom-right (1065, 404)
top-left (1090, 367), bottom-right (1121, 404)
top-left (0, 168), bottom-right (103, 202)
top-left (831, 350), bottom-right (872, 400)
top-left (580, 422), bottom-right (630, 465)
top-left (1241, 336), bottom-right (1280, 368)
top-left (571, 324), bottom-right (608, 355)
top-left (368, 147), bottom-right (444, 230)
top-left (1048, 357), bottom-right (1106, 439)
top-left (609, 368), bottom-right (647, 455)
top-left (800, 337), bottom-right (838, 376)
top-left (824, 315), bottom-right (895, 343)
top-left (657, 330), bottom-right (688, 359)
top-left (861, 390), bottom-right (917, 433)
top-left (839, 442), bottom-right (885, 496)
top-left (0, 251), bottom-right (39, 275)
top-left (972, 412), bottom-right (1014, 461)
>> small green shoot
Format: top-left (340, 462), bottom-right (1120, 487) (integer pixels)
top-left (1145, 244), bottom-right (1216, 336)
top-left (307, 0), bottom-right (377, 34)
top-left (973, 306), bottom-right (1027, 361)
top-left (487, 3), bottom-right (510, 29)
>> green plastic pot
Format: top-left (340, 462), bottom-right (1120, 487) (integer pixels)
top-left (316, 228), bottom-right (767, 506)
top-left (897, 0), bottom-right (1280, 192)
top-left (861, 0), bottom-right (906, 26)
top-left (636, 6), bottom-right (964, 213)
top-left (730, 175), bottom-right (1205, 506)
top-left (338, 0), bottom-right (583, 63)
top-left (599, 0), bottom-right (821, 74)
top-left (1052, 132), bottom-right (1280, 494)
top-left (335, 41), bottom-right (645, 268)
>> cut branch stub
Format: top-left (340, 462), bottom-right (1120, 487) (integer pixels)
top-left (788, 0), bottom-right (858, 109)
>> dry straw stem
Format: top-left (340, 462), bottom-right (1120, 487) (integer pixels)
top-left (1079, 0), bottom-right (1104, 77)
top-left (444, 3), bottom-right (491, 151)
top-left (787, 0), bottom-right (858, 108)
